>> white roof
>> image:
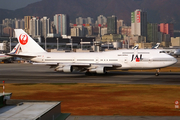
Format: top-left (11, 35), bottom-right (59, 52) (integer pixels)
top-left (0, 102), bottom-right (60, 120)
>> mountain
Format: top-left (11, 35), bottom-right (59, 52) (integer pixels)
top-left (1, 0), bottom-right (180, 29)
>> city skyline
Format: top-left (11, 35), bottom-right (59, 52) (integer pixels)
top-left (0, 7), bottom-right (177, 51)
top-left (0, 0), bottom-right (179, 29)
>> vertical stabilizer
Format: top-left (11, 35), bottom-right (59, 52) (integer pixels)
top-left (10, 43), bottom-right (20, 54)
top-left (133, 44), bottom-right (139, 49)
top-left (152, 43), bottom-right (160, 49)
top-left (14, 29), bottom-right (46, 53)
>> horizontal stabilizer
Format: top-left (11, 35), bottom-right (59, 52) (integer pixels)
top-left (6, 53), bottom-right (36, 58)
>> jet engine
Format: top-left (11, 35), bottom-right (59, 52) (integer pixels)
top-left (89, 67), bottom-right (106, 74)
top-left (55, 65), bottom-right (73, 72)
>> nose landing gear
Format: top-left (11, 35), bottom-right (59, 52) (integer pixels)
top-left (155, 69), bottom-right (160, 76)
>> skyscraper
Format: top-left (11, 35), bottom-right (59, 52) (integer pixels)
top-left (131, 9), bottom-right (147, 37)
top-left (87, 17), bottom-right (94, 24)
top-left (107, 15), bottom-right (117, 34)
top-left (15, 19), bottom-right (24, 29)
top-left (117, 19), bottom-right (124, 34)
top-left (160, 23), bottom-right (174, 37)
top-left (54, 14), bottom-right (70, 36)
top-left (24, 16), bottom-right (32, 34)
top-left (97, 15), bottom-right (107, 25)
top-left (147, 23), bottom-right (158, 43)
top-left (29, 17), bottom-right (40, 38)
top-left (40, 16), bottom-right (50, 38)
top-left (76, 17), bottom-right (84, 25)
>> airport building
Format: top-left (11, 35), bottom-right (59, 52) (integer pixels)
top-left (171, 37), bottom-right (180, 46)
top-left (0, 93), bottom-right (70, 120)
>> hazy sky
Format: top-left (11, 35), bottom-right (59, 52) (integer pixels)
top-left (0, 0), bottom-right (42, 10)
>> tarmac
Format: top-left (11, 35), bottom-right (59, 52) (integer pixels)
top-left (0, 62), bottom-right (180, 85)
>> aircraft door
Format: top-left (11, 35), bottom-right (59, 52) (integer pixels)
top-left (124, 57), bottom-right (127, 63)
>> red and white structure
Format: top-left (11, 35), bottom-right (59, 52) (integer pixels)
top-left (175, 100), bottom-right (179, 109)
top-left (131, 9), bottom-right (147, 37)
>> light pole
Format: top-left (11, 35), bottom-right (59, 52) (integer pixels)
top-left (108, 39), bottom-right (109, 50)
top-left (93, 39), bottom-right (94, 51)
top-left (71, 38), bottom-right (73, 51)
top-left (81, 39), bottom-right (82, 50)
top-left (57, 37), bottom-right (59, 50)
top-left (9, 37), bottom-right (11, 52)
top-left (45, 36), bottom-right (47, 51)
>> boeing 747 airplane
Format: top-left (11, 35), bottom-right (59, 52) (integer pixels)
top-left (8, 29), bottom-right (177, 76)
top-left (0, 43), bottom-right (20, 62)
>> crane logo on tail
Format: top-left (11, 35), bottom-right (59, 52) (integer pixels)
top-left (19, 34), bottom-right (28, 45)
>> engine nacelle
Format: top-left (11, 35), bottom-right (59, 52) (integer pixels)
top-left (63, 65), bottom-right (73, 72)
top-left (89, 67), bottom-right (106, 74)
top-left (55, 65), bottom-right (73, 72)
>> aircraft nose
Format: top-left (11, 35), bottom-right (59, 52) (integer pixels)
top-left (173, 57), bottom-right (178, 64)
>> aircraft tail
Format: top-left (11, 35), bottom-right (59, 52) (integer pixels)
top-left (133, 44), bottom-right (139, 49)
top-left (14, 29), bottom-right (46, 53)
top-left (152, 43), bottom-right (160, 49)
top-left (10, 43), bottom-right (20, 54)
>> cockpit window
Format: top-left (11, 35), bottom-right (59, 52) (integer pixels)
top-left (160, 51), bottom-right (166, 53)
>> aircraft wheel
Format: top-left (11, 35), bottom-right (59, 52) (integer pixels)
top-left (155, 72), bottom-right (159, 76)
top-left (155, 69), bottom-right (160, 76)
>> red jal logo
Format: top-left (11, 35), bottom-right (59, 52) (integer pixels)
top-left (19, 34), bottom-right (28, 45)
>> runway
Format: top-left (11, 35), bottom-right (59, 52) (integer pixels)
top-left (1, 63), bottom-right (180, 85)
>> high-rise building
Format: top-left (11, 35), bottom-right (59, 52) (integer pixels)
top-left (76, 17), bottom-right (94, 25)
top-left (29, 17), bottom-right (40, 38)
top-left (131, 9), bottom-right (147, 37)
top-left (15, 19), bottom-right (24, 29)
top-left (2, 18), bottom-right (15, 28)
top-left (147, 23), bottom-right (158, 43)
top-left (87, 17), bottom-right (94, 25)
top-left (71, 27), bottom-right (80, 37)
top-left (117, 19), bottom-right (124, 34)
top-left (101, 28), bottom-right (107, 36)
top-left (97, 15), bottom-right (107, 25)
top-left (121, 26), bottom-right (131, 36)
top-left (54, 14), bottom-right (70, 36)
top-left (76, 17), bottom-right (84, 25)
top-left (24, 16), bottom-right (32, 34)
top-left (107, 15), bottom-right (117, 34)
top-left (40, 16), bottom-right (50, 38)
top-left (0, 24), bottom-right (4, 37)
top-left (160, 23), bottom-right (174, 37)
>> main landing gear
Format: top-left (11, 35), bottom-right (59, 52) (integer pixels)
top-left (155, 69), bottom-right (160, 76)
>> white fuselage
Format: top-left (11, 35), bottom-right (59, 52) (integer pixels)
top-left (28, 49), bottom-right (177, 70)
top-left (0, 54), bottom-right (11, 61)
